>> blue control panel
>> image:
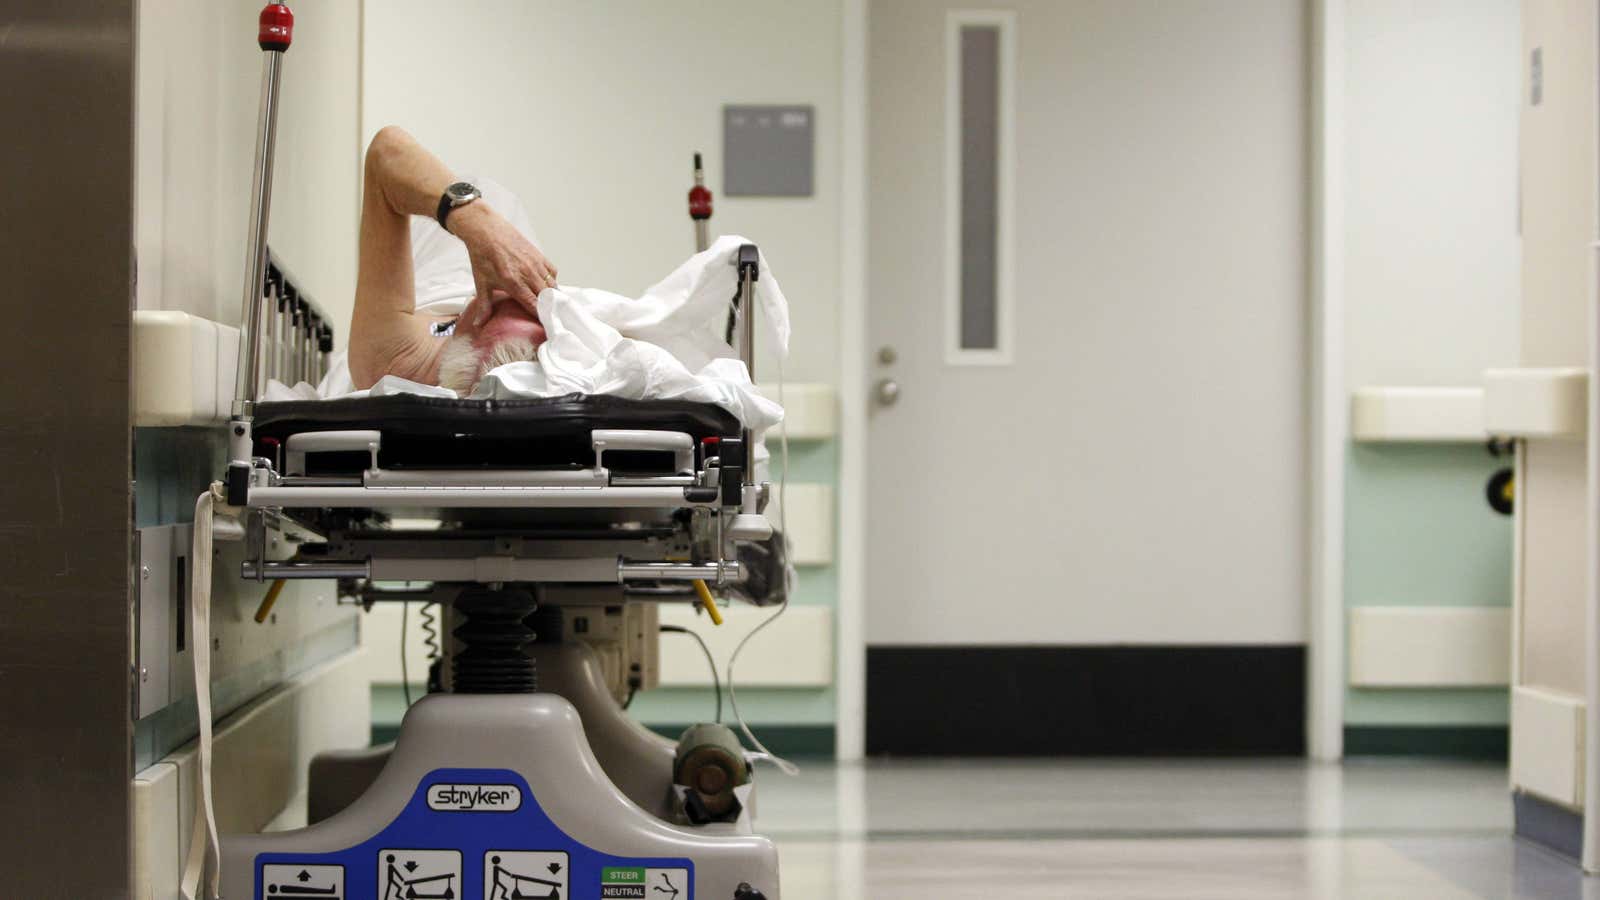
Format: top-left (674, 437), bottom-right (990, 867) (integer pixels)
top-left (255, 768), bottom-right (693, 900)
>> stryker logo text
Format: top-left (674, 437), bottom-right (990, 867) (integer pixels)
top-left (426, 783), bottom-right (522, 812)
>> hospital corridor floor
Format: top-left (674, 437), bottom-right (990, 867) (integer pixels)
top-left (755, 758), bottom-right (1590, 899)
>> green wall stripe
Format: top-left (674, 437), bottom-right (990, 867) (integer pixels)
top-left (1343, 725), bottom-right (1507, 761)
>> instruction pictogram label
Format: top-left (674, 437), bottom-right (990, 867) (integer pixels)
top-left (484, 850), bottom-right (568, 898)
top-left (379, 848), bottom-right (462, 900)
top-left (262, 863), bottom-right (344, 898)
top-left (255, 769), bottom-right (694, 899)
top-left (601, 866), bottom-right (689, 898)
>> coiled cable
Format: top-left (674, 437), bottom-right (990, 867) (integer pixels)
top-left (420, 602), bottom-right (440, 662)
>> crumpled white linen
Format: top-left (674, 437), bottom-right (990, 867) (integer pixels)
top-left (264, 235), bottom-right (788, 433)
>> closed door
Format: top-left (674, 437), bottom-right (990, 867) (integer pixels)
top-left (864, 0), bottom-right (1309, 754)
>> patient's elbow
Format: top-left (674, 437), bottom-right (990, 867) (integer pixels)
top-left (364, 125), bottom-right (412, 175)
top-left (346, 334), bottom-right (382, 391)
top-left (348, 354), bottom-right (377, 392)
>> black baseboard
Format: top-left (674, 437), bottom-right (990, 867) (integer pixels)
top-left (1343, 726), bottom-right (1507, 761)
top-left (867, 645), bottom-right (1305, 756)
top-left (1515, 791), bottom-right (1584, 862)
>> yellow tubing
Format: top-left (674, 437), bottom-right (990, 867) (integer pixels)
top-left (253, 578), bottom-right (286, 623)
top-left (692, 579), bottom-right (725, 626)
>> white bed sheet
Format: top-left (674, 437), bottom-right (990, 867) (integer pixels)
top-left (264, 235), bottom-right (788, 434)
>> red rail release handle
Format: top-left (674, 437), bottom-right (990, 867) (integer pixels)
top-left (689, 151), bottom-right (713, 221)
top-left (688, 184), bottom-right (713, 221)
top-left (258, 3), bottom-right (294, 52)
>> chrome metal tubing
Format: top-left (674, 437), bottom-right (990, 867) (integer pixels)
top-left (244, 559), bottom-right (741, 584)
top-left (289, 301), bottom-right (302, 384)
top-left (304, 318), bottom-right (315, 383)
top-left (241, 560), bottom-right (371, 580)
top-left (739, 264), bottom-right (756, 483)
top-left (232, 49), bottom-right (285, 417)
top-left (256, 283), bottom-right (271, 391)
top-left (246, 484), bottom-right (713, 509)
top-left (271, 289), bottom-right (285, 383)
top-left (276, 475), bottom-right (364, 487)
top-left (738, 266), bottom-right (755, 383)
top-left (617, 560), bottom-right (744, 582)
top-left (278, 293), bottom-right (290, 383)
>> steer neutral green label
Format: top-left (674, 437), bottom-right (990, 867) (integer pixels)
top-left (602, 866), bottom-right (649, 897)
top-left (601, 865), bottom-right (689, 898)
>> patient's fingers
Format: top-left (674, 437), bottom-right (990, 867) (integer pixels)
top-left (512, 270), bottom-right (539, 308)
top-left (518, 261), bottom-right (548, 302)
top-left (464, 293), bottom-right (490, 327)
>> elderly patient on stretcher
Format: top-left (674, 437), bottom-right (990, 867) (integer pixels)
top-left (315, 126), bottom-right (787, 435)
top-left (347, 126), bottom-right (556, 394)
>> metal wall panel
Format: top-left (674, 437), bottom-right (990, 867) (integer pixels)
top-left (0, 1), bottom-right (136, 896)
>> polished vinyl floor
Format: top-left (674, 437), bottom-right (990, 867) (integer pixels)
top-left (754, 758), bottom-right (1592, 899)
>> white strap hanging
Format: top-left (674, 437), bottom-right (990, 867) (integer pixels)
top-left (181, 485), bottom-right (225, 900)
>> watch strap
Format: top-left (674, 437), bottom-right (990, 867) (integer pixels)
top-left (436, 183), bottom-right (479, 230)
top-left (435, 190), bottom-right (454, 229)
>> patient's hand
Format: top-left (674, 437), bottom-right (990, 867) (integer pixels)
top-left (449, 203), bottom-right (558, 324)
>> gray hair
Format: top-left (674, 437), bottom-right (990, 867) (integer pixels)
top-left (437, 333), bottom-right (538, 395)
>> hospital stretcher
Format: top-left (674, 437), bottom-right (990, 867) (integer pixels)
top-left (203, 6), bottom-right (785, 899)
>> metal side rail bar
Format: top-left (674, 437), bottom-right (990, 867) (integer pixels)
top-left (241, 558), bottom-right (745, 584)
top-left (245, 484), bottom-right (719, 509)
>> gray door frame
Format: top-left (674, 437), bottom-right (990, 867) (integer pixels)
top-left (0, 1), bottom-right (137, 894)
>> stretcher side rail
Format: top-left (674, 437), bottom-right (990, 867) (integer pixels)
top-left (242, 558), bottom-right (745, 584)
top-left (244, 484), bottom-right (718, 509)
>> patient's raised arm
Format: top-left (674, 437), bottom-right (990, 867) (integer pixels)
top-left (349, 126), bottom-right (558, 388)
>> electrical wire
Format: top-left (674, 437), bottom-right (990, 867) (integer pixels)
top-left (662, 624), bottom-right (722, 723)
top-left (725, 332), bottom-right (798, 775)
top-left (400, 600), bottom-right (412, 708)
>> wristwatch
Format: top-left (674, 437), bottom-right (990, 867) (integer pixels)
top-left (436, 181), bottom-right (482, 230)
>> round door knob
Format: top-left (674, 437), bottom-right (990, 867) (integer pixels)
top-left (876, 378), bottom-right (901, 406)
top-left (878, 345), bottom-right (898, 365)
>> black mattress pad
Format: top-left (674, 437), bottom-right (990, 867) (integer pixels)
top-left (251, 393), bottom-right (742, 473)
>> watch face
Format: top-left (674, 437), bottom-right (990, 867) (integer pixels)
top-left (447, 181), bottom-right (477, 202)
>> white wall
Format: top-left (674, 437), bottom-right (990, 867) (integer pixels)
top-left (360, 0), bottom-right (843, 385)
top-left (865, 0), bottom-right (1308, 645)
top-left (136, 0), bottom-right (361, 341)
top-left (1343, 0), bottom-right (1521, 388)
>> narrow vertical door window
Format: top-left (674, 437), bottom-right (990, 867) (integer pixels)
top-left (947, 12), bottom-right (1014, 363)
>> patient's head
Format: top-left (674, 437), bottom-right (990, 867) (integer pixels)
top-left (437, 299), bottom-right (548, 395)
